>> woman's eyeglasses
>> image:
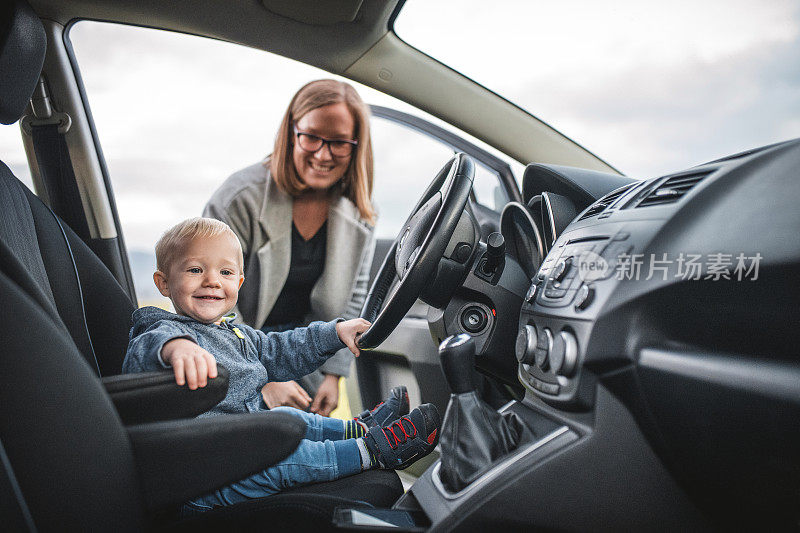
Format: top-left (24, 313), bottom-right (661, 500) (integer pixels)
top-left (293, 126), bottom-right (358, 157)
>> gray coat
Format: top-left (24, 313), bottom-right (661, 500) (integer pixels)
top-left (203, 162), bottom-right (375, 381)
top-left (122, 306), bottom-right (345, 417)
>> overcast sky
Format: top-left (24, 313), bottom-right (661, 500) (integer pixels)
top-left (397, 0), bottom-right (800, 176)
top-left (1, 0), bottom-right (798, 269)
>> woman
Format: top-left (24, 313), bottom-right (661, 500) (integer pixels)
top-left (204, 79), bottom-right (376, 416)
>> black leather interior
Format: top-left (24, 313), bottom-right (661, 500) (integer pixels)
top-left (129, 412), bottom-right (307, 511)
top-left (436, 336), bottom-right (532, 493)
top-left (103, 365), bottom-right (230, 425)
top-left (438, 391), bottom-right (532, 493)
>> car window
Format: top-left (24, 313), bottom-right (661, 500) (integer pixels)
top-left (68, 20), bottom-right (520, 305)
top-left (370, 117), bottom-right (454, 239)
top-left (473, 161), bottom-right (508, 213)
top-left (0, 124), bottom-right (33, 190)
top-left (371, 117), bottom-right (509, 238)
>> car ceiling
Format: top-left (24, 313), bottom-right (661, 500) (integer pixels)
top-left (26, 0), bottom-right (620, 173)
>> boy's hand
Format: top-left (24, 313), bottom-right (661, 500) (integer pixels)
top-left (335, 318), bottom-right (371, 357)
top-left (161, 338), bottom-right (218, 390)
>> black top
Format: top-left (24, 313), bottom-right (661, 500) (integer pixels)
top-left (263, 221), bottom-right (327, 327)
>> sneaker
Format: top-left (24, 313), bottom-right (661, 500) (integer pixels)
top-left (364, 403), bottom-right (440, 470)
top-left (357, 385), bottom-right (410, 429)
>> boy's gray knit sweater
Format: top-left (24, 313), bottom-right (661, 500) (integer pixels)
top-left (123, 306), bottom-right (345, 417)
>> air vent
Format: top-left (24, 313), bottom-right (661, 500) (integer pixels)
top-left (635, 172), bottom-right (708, 208)
top-left (578, 183), bottom-right (635, 220)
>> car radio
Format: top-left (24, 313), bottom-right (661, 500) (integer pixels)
top-left (515, 229), bottom-right (636, 405)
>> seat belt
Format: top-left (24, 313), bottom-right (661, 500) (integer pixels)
top-left (22, 77), bottom-right (91, 242)
top-left (20, 77), bottom-right (102, 376)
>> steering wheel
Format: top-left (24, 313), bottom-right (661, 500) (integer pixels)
top-left (358, 153), bottom-right (475, 349)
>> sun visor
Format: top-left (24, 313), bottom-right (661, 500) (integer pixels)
top-left (261, 0), bottom-right (364, 25)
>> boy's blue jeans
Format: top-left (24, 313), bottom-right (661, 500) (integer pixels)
top-left (183, 407), bottom-right (362, 514)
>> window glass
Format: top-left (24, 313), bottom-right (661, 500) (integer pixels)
top-left (0, 124), bottom-right (33, 190)
top-left (473, 162), bottom-right (508, 213)
top-left (396, 0), bottom-right (800, 179)
top-left (69, 21), bottom-right (519, 307)
top-left (370, 117), bottom-right (455, 239)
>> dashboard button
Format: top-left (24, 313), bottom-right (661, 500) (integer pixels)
top-left (544, 286), bottom-right (567, 298)
top-left (552, 256), bottom-right (572, 281)
top-left (453, 242), bottom-right (472, 263)
top-left (540, 381), bottom-right (560, 395)
top-left (536, 329), bottom-right (548, 350)
top-left (525, 283), bottom-right (538, 303)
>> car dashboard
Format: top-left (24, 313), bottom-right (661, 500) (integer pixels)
top-left (404, 138), bottom-right (800, 531)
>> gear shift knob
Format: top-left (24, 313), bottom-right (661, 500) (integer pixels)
top-left (439, 334), bottom-right (476, 394)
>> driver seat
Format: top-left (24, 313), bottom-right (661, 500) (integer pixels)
top-left (0, 0), bottom-right (402, 529)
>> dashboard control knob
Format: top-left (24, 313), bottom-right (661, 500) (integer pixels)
top-left (574, 284), bottom-right (595, 311)
top-left (558, 331), bottom-right (579, 377)
top-left (535, 328), bottom-right (553, 370)
top-left (549, 333), bottom-right (566, 374)
top-left (552, 256), bottom-right (572, 282)
top-left (515, 325), bottom-right (538, 364)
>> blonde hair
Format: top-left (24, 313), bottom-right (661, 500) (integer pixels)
top-left (270, 79), bottom-right (376, 224)
top-left (155, 217), bottom-right (243, 273)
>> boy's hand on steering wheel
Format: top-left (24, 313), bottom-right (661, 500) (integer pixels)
top-left (336, 318), bottom-right (371, 357)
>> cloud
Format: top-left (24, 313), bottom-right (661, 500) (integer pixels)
top-left (516, 36), bottom-right (800, 177)
top-left (397, 0), bottom-right (800, 177)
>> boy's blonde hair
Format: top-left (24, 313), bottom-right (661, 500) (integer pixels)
top-left (155, 217), bottom-right (243, 273)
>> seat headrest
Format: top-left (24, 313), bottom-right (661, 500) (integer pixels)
top-left (0, 0), bottom-right (46, 125)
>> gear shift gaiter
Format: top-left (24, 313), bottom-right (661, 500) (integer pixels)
top-left (438, 334), bottom-right (533, 493)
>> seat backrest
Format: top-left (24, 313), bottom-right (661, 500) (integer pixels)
top-left (0, 0), bottom-right (135, 376)
top-left (0, 161), bottom-right (135, 375)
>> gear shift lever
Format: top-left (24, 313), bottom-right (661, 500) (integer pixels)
top-left (438, 334), bottom-right (532, 493)
top-left (439, 334), bottom-right (476, 394)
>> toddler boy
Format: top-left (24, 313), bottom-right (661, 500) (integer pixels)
top-left (122, 217), bottom-right (439, 512)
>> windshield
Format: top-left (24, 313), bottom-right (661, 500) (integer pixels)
top-left (395, 0), bottom-right (800, 178)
